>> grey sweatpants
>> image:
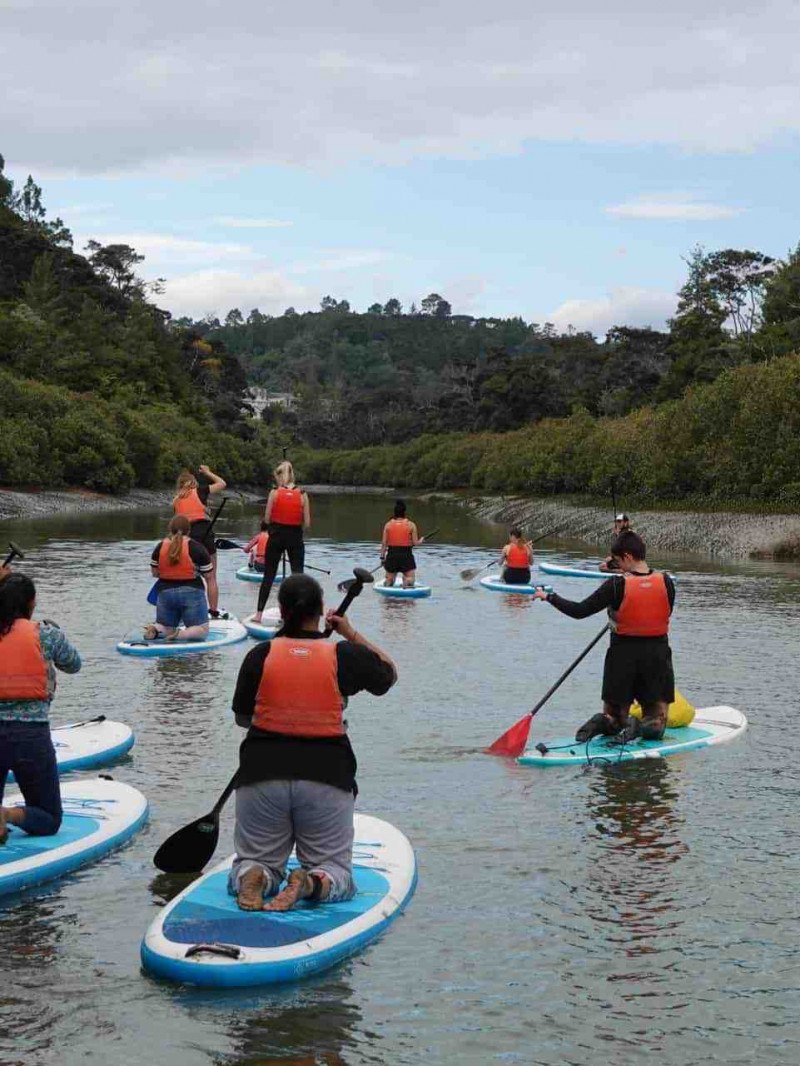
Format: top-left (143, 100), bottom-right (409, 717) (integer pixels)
top-left (228, 778), bottom-right (356, 903)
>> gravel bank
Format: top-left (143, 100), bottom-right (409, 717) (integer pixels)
top-left (0, 487), bottom-right (262, 522)
top-left (444, 494), bottom-right (800, 560)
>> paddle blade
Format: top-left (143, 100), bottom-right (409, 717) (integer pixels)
top-left (460, 567), bottom-right (480, 581)
top-left (153, 814), bottom-right (220, 873)
top-left (487, 713), bottom-right (533, 758)
top-left (146, 582), bottom-right (159, 606)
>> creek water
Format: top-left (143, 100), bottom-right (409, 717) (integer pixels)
top-left (1, 492), bottom-right (798, 1065)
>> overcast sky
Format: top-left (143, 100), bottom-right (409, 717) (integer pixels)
top-left (3, 0), bottom-right (799, 333)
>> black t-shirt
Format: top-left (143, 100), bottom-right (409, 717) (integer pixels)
top-left (150, 538), bottom-right (212, 591)
top-left (233, 632), bottom-right (395, 794)
top-left (548, 570), bottom-right (676, 642)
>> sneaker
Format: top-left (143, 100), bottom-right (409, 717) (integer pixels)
top-left (575, 713), bottom-right (617, 743)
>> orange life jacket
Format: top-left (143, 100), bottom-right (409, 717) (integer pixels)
top-left (157, 536), bottom-right (197, 581)
top-left (611, 572), bottom-right (671, 637)
top-left (386, 518), bottom-right (413, 547)
top-left (252, 531), bottom-right (269, 563)
top-left (253, 638), bottom-right (344, 737)
top-left (271, 487), bottom-right (304, 526)
top-left (173, 489), bottom-right (208, 523)
top-left (0, 619), bottom-right (49, 701)
top-left (506, 542), bottom-right (530, 568)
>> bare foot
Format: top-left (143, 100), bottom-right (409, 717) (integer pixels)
top-left (142, 624), bottom-right (160, 640)
top-left (263, 868), bottom-right (311, 912)
top-left (252, 613), bottom-right (262, 624)
top-left (237, 866), bottom-right (267, 910)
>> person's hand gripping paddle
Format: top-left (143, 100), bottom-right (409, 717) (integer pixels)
top-left (152, 567), bottom-right (375, 873)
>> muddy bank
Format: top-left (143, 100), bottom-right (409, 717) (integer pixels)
top-left (0, 487), bottom-right (262, 522)
top-left (439, 493), bottom-right (800, 560)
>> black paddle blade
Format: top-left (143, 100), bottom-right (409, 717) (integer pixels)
top-left (214, 538), bottom-right (244, 550)
top-left (2, 541), bottom-right (25, 567)
top-left (153, 812), bottom-right (220, 873)
top-left (337, 565), bottom-right (379, 593)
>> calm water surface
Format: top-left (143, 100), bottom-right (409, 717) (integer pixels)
top-left (1, 493), bottom-right (799, 1065)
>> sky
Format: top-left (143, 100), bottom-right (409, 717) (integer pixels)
top-left (3, 0), bottom-right (800, 335)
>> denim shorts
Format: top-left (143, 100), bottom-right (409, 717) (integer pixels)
top-left (156, 585), bottom-right (209, 628)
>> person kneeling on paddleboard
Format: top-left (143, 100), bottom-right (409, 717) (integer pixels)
top-left (501, 528), bottom-right (533, 585)
top-left (599, 513), bottom-right (632, 573)
top-left (534, 530), bottom-right (675, 744)
top-left (244, 521), bottom-right (270, 573)
top-left (144, 516), bottom-right (213, 642)
top-left (381, 500), bottom-right (425, 588)
top-left (230, 574), bottom-right (397, 912)
top-left (173, 465), bottom-right (226, 618)
top-left (0, 574), bottom-right (81, 844)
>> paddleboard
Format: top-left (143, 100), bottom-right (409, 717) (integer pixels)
top-left (518, 705), bottom-right (747, 767)
top-left (116, 617), bottom-right (247, 657)
top-left (236, 567), bottom-right (283, 585)
top-left (141, 813), bottom-right (417, 988)
top-left (242, 609), bottom-right (282, 640)
top-left (480, 574), bottom-right (553, 595)
top-left (539, 561), bottom-right (678, 582)
top-left (0, 777), bottom-right (148, 897)
top-left (374, 582), bottom-right (431, 598)
top-left (7, 718), bottom-right (134, 781)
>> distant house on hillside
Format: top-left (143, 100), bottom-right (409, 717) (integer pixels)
top-left (246, 388), bottom-right (297, 417)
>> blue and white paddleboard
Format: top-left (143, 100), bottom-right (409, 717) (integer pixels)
top-left (8, 718), bottom-right (134, 780)
top-left (235, 567), bottom-right (283, 585)
top-left (242, 609), bottom-right (281, 641)
top-left (539, 561), bottom-right (678, 582)
top-left (374, 582), bottom-right (431, 598)
top-left (0, 778), bottom-right (148, 897)
top-left (117, 617), bottom-right (247, 657)
top-left (519, 706), bottom-right (747, 767)
top-left (141, 813), bottom-right (417, 988)
top-left (480, 574), bottom-right (553, 595)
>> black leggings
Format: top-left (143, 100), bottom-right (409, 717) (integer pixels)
top-left (257, 525), bottom-right (305, 611)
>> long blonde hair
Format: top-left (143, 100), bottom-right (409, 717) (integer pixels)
top-left (167, 514), bottom-right (191, 564)
top-left (274, 461), bottom-right (295, 488)
top-left (175, 469), bottom-right (198, 499)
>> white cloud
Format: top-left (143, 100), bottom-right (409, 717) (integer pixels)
top-left (4, 1), bottom-right (800, 174)
top-left (85, 233), bottom-right (257, 265)
top-left (288, 250), bottom-right (391, 274)
top-left (546, 286), bottom-right (677, 336)
top-left (163, 269), bottom-right (306, 318)
top-left (606, 197), bottom-right (744, 221)
top-left (213, 216), bottom-right (293, 229)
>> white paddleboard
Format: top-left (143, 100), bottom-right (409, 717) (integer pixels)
top-left (235, 567), bottom-right (283, 585)
top-left (374, 582), bottom-right (431, 598)
top-left (0, 777), bottom-right (148, 897)
top-left (242, 609), bottom-right (282, 640)
top-left (7, 718), bottom-right (134, 781)
top-left (117, 617), bottom-right (247, 657)
top-left (519, 706), bottom-right (747, 767)
top-left (539, 561), bottom-right (678, 582)
top-left (480, 574), bottom-right (552, 595)
top-left (141, 813), bottom-right (417, 987)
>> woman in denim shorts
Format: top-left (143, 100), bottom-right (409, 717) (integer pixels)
top-left (145, 515), bottom-right (213, 641)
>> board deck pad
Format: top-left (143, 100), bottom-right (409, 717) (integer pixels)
top-left (116, 618), bottom-right (247, 656)
top-left (519, 706), bottom-right (746, 766)
top-left (141, 813), bottom-right (417, 987)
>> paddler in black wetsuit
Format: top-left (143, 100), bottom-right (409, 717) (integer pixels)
top-left (534, 530), bottom-right (676, 744)
top-left (599, 513), bottom-right (632, 573)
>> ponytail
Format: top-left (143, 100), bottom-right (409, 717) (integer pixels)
top-left (275, 574), bottom-right (323, 638)
top-left (0, 573), bottom-right (36, 639)
top-left (167, 515), bottom-right (191, 564)
top-left (175, 469), bottom-right (198, 500)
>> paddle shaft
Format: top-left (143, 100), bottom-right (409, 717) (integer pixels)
top-left (528, 624), bottom-right (610, 719)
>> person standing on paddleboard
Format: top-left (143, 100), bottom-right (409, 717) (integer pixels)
top-left (0, 574), bottom-right (81, 844)
top-left (144, 515), bottom-right (213, 642)
top-left (599, 513), bottom-right (632, 573)
top-left (381, 500), bottom-right (425, 588)
top-left (253, 462), bottom-right (310, 623)
top-left (534, 530), bottom-right (675, 744)
top-left (173, 466), bottom-right (226, 617)
top-left (230, 574), bottom-right (397, 912)
top-left (500, 527), bottom-right (533, 585)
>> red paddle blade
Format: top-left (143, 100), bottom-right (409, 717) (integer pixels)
top-left (486, 713), bottom-right (533, 758)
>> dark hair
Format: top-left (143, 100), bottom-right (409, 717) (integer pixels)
top-left (0, 573), bottom-right (36, 639)
top-left (510, 527), bottom-right (522, 539)
top-left (276, 574), bottom-right (324, 637)
top-left (260, 520), bottom-right (268, 531)
top-left (611, 530), bottom-right (646, 561)
top-left (393, 499), bottom-right (407, 518)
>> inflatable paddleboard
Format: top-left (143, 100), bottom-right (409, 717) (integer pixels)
top-left (519, 706), bottom-right (747, 767)
top-left (116, 617), bottom-right (247, 657)
top-left (374, 582), bottom-right (431, 599)
top-left (0, 777), bottom-right (148, 897)
top-left (539, 561), bottom-right (678, 582)
top-left (242, 609), bottom-right (282, 640)
top-left (9, 718), bottom-right (134, 780)
top-left (480, 575), bottom-right (553, 595)
top-left (235, 567), bottom-right (283, 585)
top-left (141, 813), bottom-right (417, 988)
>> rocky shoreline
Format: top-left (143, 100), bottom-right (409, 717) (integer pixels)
top-left (442, 494), bottom-right (800, 560)
top-left (0, 487), bottom-right (264, 522)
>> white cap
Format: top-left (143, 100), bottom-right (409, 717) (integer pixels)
top-left (615, 513), bottom-right (629, 521)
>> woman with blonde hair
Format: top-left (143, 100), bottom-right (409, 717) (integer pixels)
top-left (253, 461), bottom-right (310, 623)
top-left (143, 515), bottom-right (213, 641)
top-left (173, 464), bottom-right (226, 616)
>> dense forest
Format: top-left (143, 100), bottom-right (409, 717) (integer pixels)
top-left (0, 153), bottom-right (284, 491)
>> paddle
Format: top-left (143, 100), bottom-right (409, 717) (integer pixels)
top-left (460, 523), bottom-right (566, 581)
top-left (486, 624), bottom-right (610, 758)
top-left (147, 498), bottom-right (228, 605)
top-left (2, 541), bottom-right (25, 568)
top-left (59, 715), bottom-right (107, 730)
top-left (214, 538), bottom-right (331, 576)
top-left (153, 566), bottom-right (374, 874)
top-left (337, 528), bottom-right (440, 593)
